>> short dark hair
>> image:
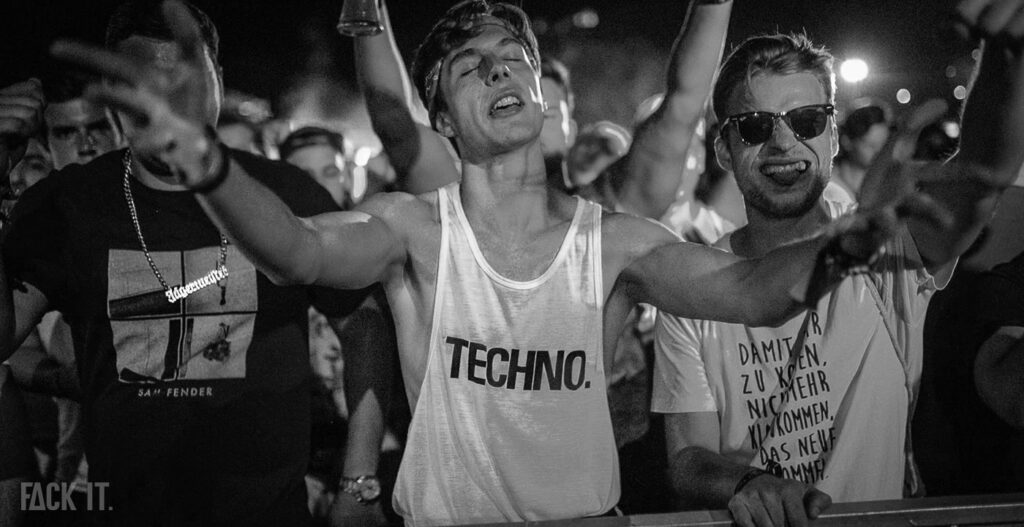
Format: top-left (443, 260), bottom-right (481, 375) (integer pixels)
top-left (841, 103), bottom-right (890, 141)
top-left (541, 56), bottom-right (574, 114)
top-left (105, 0), bottom-right (220, 66)
top-left (712, 32), bottom-right (834, 123)
top-left (412, 0), bottom-right (540, 128)
top-left (40, 68), bottom-right (96, 104)
top-left (278, 126), bottom-right (345, 160)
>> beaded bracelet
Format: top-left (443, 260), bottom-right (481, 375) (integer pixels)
top-left (733, 468), bottom-right (770, 495)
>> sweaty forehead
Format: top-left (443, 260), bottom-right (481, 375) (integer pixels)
top-left (444, 19), bottom-right (523, 63)
top-left (728, 72), bottom-right (827, 115)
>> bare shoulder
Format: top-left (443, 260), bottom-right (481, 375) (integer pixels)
top-left (354, 189), bottom-right (440, 234)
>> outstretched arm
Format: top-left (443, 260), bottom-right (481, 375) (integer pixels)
top-left (620, 228), bottom-right (831, 327)
top-left (612, 0), bottom-right (732, 219)
top-left (352, 0), bottom-right (459, 194)
top-left (51, 1), bottom-right (408, 291)
top-left (901, 1), bottom-right (1024, 270)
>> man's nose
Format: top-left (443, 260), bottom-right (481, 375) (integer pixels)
top-left (481, 55), bottom-right (512, 86)
top-left (766, 116), bottom-right (799, 151)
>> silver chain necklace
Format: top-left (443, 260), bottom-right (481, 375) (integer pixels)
top-left (122, 150), bottom-right (229, 304)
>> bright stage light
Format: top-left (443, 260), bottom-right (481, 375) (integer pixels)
top-left (840, 58), bottom-right (869, 83)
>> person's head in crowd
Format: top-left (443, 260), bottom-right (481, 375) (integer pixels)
top-left (216, 90), bottom-right (271, 155)
top-left (539, 56), bottom-right (577, 162)
top-left (568, 121), bottom-right (631, 188)
top-left (838, 101), bottom-right (891, 170)
top-left (41, 70), bottom-right (124, 169)
top-left (3, 138), bottom-right (53, 228)
top-left (411, 0), bottom-right (544, 162)
top-left (712, 32), bottom-right (837, 220)
top-left (279, 126), bottom-right (353, 208)
top-left (104, 0), bottom-right (223, 171)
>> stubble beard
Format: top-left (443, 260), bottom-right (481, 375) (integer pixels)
top-left (743, 168), bottom-right (828, 220)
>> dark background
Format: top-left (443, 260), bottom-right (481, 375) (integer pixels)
top-left (0, 0), bottom-right (975, 137)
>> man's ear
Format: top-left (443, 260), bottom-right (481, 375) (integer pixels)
top-left (831, 122), bottom-right (841, 159)
top-left (567, 117), bottom-right (578, 148)
top-left (435, 111), bottom-right (456, 138)
top-left (714, 134), bottom-right (734, 173)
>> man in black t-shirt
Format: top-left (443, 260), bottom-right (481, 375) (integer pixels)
top-left (0, 1), bottom-right (366, 525)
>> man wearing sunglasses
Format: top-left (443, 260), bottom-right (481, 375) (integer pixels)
top-left (653, 2), bottom-right (1024, 525)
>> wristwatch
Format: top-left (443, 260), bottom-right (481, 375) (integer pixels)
top-left (340, 475), bottom-right (382, 504)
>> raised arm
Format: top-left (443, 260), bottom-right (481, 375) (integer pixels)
top-left (611, 0), bottom-right (732, 219)
top-left (352, 0), bottom-right (460, 194)
top-left (899, 1), bottom-right (1024, 270)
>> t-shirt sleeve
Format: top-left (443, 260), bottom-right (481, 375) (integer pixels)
top-left (651, 311), bottom-right (717, 414)
top-left (973, 253), bottom-right (1024, 334)
top-left (2, 172), bottom-right (69, 310)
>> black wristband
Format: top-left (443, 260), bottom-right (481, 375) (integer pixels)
top-left (733, 468), bottom-right (770, 495)
top-left (193, 140), bottom-right (231, 195)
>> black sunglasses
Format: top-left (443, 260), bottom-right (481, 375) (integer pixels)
top-left (722, 104), bottom-right (835, 146)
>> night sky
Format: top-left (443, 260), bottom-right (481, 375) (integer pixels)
top-left (1, 0), bottom-right (973, 125)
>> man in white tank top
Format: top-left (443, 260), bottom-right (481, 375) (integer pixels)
top-left (47, 1), bottom-right (1005, 525)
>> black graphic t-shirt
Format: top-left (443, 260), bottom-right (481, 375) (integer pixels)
top-left (4, 149), bottom-right (363, 525)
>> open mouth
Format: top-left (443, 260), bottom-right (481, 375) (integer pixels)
top-left (489, 94), bottom-right (524, 117)
top-left (760, 160), bottom-right (810, 185)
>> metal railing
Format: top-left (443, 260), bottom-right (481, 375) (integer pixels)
top-left (468, 494), bottom-right (1024, 527)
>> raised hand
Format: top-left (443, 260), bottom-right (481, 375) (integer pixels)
top-left (828, 100), bottom-right (953, 265)
top-left (956, 0), bottom-right (1024, 181)
top-left (50, 0), bottom-right (222, 188)
top-left (0, 79), bottom-right (46, 175)
top-left (728, 474), bottom-right (831, 527)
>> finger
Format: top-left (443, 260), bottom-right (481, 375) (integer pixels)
top-left (0, 105), bottom-right (39, 123)
top-left (781, 489), bottom-right (809, 527)
top-left (0, 78), bottom-right (44, 102)
top-left (892, 98), bottom-right (949, 161)
top-left (163, 0), bottom-right (204, 64)
top-left (804, 488), bottom-right (832, 519)
top-left (729, 499), bottom-right (757, 527)
top-left (50, 39), bottom-right (143, 86)
top-left (745, 498), bottom-right (776, 527)
top-left (896, 192), bottom-right (954, 230)
top-left (0, 95), bottom-right (46, 111)
top-left (1005, 2), bottom-right (1024, 40)
top-left (83, 84), bottom-right (160, 124)
top-left (957, 0), bottom-right (999, 28)
top-left (977, 0), bottom-right (1024, 37)
top-left (759, 491), bottom-right (786, 527)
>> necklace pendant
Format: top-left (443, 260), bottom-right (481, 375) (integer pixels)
top-left (164, 265), bottom-right (230, 304)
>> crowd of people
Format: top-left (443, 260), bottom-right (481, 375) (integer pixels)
top-left (1, 0), bottom-right (1023, 526)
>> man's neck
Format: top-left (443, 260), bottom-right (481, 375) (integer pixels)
top-left (459, 143), bottom-right (571, 234)
top-left (731, 199), bottom-right (831, 258)
top-left (130, 150), bottom-right (190, 191)
top-left (835, 161), bottom-right (866, 198)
